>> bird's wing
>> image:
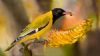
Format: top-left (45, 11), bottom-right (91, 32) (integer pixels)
top-left (5, 11), bottom-right (53, 51)
top-left (12, 12), bottom-right (52, 44)
top-left (19, 15), bottom-right (50, 38)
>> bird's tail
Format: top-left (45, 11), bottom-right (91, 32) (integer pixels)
top-left (5, 43), bottom-right (16, 51)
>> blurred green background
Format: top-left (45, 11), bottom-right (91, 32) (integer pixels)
top-left (0, 0), bottom-right (100, 56)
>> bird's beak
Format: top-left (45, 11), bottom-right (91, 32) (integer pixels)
top-left (63, 12), bottom-right (72, 16)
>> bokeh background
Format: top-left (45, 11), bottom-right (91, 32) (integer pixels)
top-left (0, 0), bottom-right (100, 56)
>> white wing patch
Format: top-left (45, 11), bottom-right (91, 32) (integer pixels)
top-left (19, 29), bottom-right (34, 37)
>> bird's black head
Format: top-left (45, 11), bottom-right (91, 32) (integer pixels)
top-left (52, 8), bottom-right (66, 23)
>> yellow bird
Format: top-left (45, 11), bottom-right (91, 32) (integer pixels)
top-left (5, 8), bottom-right (71, 51)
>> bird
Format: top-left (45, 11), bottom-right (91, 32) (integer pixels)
top-left (5, 8), bottom-right (71, 51)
